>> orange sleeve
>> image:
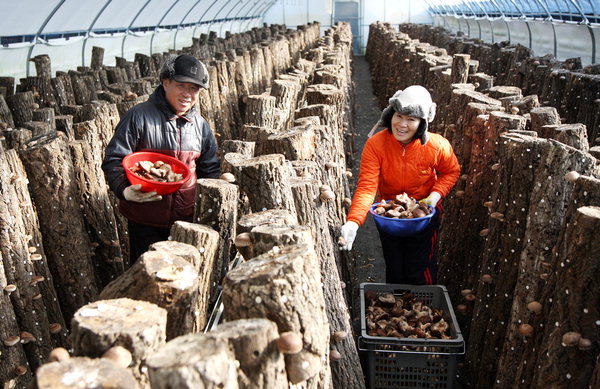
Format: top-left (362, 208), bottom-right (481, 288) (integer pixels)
top-left (346, 138), bottom-right (381, 226)
top-left (431, 135), bottom-right (460, 197)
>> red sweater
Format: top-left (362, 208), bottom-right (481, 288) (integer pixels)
top-left (347, 130), bottom-right (460, 226)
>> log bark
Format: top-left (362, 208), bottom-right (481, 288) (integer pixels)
top-left (6, 91), bottom-right (35, 127)
top-left (71, 298), bottom-right (167, 387)
top-left (4, 149), bottom-right (67, 342)
top-left (0, 94), bottom-right (15, 128)
top-left (257, 124), bottom-right (316, 160)
top-left (451, 54), bottom-right (470, 84)
top-left (538, 123), bottom-right (589, 152)
top-left (244, 94), bottom-right (276, 128)
top-left (195, 178), bottom-right (239, 286)
top-left (36, 357), bottom-right (138, 389)
top-left (0, 252), bottom-right (35, 387)
top-left (169, 221), bottom-right (221, 332)
top-left (146, 334), bottom-right (238, 388)
top-left (531, 206), bottom-right (600, 389)
top-left (99, 249), bottom-right (198, 340)
top-left (289, 178), bottom-right (365, 389)
top-left (227, 154), bottom-right (297, 219)
top-left (207, 318), bottom-right (287, 389)
top-left (19, 135), bottom-right (98, 322)
top-left (91, 46), bottom-right (105, 70)
top-left (529, 106), bottom-right (561, 133)
top-left (69, 139), bottom-right (124, 287)
top-left (222, 244), bottom-right (331, 387)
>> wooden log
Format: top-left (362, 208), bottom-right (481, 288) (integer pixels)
top-left (32, 107), bottom-right (55, 126)
top-left (22, 121), bottom-right (54, 138)
top-left (6, 91), bottom-right (35, 127)
top-left (256, 124), bottom-right (316, 160)
top-left (492, 138), bottom-right (597, 387)
top-left (289, 177), bottom-right (365, 389)
top-left (71, 125), bottom-right (124, 287)
top-left (228, 49), bottom-right (250, 121)
top-left (169, 221), bottom-right (221, 332)
top-left (206, 64), bottom-right (224, 137)
top-left (227, 154), bottom-right (297, 219)
top-left (244, 94), bottom-right (276, 128)
top-left (503, 94), bottom-right (539, 115)
top-left (249, 46), bottom-right (267, 92)
top-left (219, 140), bottom-right (255, 160)
top-left (464, 133), bottom-right (547, 389)
top-left (487, 85), bottom-right (522, 101)
top-left (55, 114), bottom-right (74, 139)
top-left (18, 75), bottom-right (57, 111)
top-left (91, 46), bottom-right (105, 70)
top-left (30, 55), bottom-right (52, 78)
top-left (19, 135), bottom-right (98, 322)
top-left (134, 54), bottom-right (156, 78)
top-left (69, 71), bottom-right (98, 106)
top-left (71, 298), bottom-right (167, 387)
top-left (4, 149), bottom-right (67, 344)
top-left (195, 178), bottom-right (239, 287)
top-left (212, 56), bottom-right (235, 140)
top-left (99, 249), bottom-right (198, 340)
top-left (0, 76), bottom-right (15, 97)
top-left (538, 123), bottom-right (589, 152)
top-left (529, 106), bottom-right (561, 133)
top-left (0, 94), bottom-right (15, 128)
top-left (222, 244), bottom-right (331, 386)
top-left (207, 318), bottom-right (287, 388)
top-left (270, 78), bottom-right (301, 130)
top-left (37, 357), bottom-right (138, 389)
top-left (0, 252), bottom-right (35, 387)
top-left (235, 209), bottom-right (298, 261)
top-left (51, 74), bottom-right (76, 113)
top-left (146, 334), bottom-right (238, 388)
top-left (451, 54), bottom-right (470, 84)
top-left (469, 72), bottom-right (494, 91)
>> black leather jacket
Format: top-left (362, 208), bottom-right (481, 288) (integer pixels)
top-left (102, 85), bottom-right (220, 228)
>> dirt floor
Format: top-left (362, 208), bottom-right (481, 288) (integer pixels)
top-left (347, 55), bottom-right (386, 285)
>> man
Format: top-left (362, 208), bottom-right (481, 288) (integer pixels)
top-left (102, 54), bottom-right (220, 265)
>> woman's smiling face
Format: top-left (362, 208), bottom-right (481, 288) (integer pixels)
top-left (391, 112), bottom-right (421, 144)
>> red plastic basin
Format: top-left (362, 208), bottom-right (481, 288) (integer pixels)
top-left (122, 151), bottom-right (191, 195)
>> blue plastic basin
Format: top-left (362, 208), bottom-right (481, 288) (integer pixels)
top-left (369, 201), bottom-right (436, 237)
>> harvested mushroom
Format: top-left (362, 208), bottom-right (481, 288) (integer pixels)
top-left (19, 331), bottom-right (36, 344)
top-left (234, 232), bottom-right (252, 248)
top-left (3, 336), bottom-right (20, 346)
top-left (129, 160), bottom-right (183, 182)
top-left (518, 324), bottom-right (534, 337)
top-left (320, 190), bottom-right (335, 202)
top-left (332, 331), bottom-right (347, 342)
top-left (481, 274), bottom-right (493, 283)
top-left (49, 323), bottom-right (62, 334)
top-left (219, 172), bottom-right (236, 183)
top-left (578, 337), bottom-right (592, 350)
top-left (526, 301), bottom-right (542, 314)
top-left (330, 349), bottom-right (342, 361)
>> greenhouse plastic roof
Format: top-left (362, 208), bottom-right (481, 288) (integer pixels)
top-left (1, 0), bottom-right (279, 46)
top-left (2, 0), bottom-right (599, 46)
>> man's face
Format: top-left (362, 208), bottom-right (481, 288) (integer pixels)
top-left (162, 79), bottom-right (201, 116)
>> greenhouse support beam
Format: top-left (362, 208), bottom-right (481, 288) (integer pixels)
top-left (193, 1), bottom-right (220, 39)
top-left (26, 0), bottom-right (66, 77)
top-left (150, 0), bottom-right (180, 55)
top-left (121, 0), bottom-right (151, 59)
top-left (219, 0), bottom-right (245, 37)
top-left (174, 0), bottom-right (205, 50)
top-left (82, 0), bottom-right (112, 68)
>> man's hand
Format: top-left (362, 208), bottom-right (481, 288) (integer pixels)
top-left (419, 191), bottom-right (441, 208)
top-left (339, 221), bottom-right (359, 251)
top-left (123, 184), bottom-right (162, 202)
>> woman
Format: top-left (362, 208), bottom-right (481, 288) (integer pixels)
top-left (340, 85), bottom-right (460, 285)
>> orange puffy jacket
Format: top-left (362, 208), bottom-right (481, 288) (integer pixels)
top-left (347, 130), bottom-right (460, 226)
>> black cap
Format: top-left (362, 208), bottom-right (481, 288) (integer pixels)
top-left (172, 54), bottom-right (209, 88)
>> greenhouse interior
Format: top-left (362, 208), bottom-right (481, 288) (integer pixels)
top-left (0, 1), bottom-right (599, 388)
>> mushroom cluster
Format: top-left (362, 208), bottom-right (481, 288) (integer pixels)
top-left (373, 193), bottom-right (432, 219)
top-left (365, 291), bottom-right (452, 339)
top-left (128, 160), bottom-right (183, 182)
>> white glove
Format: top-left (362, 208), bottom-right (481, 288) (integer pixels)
top-left (339, 221), bottom-right (359, 251)
top-left (419, 191), bottom-right (441, 208)
top-left (123, 184), bottom-right (162, 203)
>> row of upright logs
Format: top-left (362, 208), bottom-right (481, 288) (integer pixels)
top-left (366, 21), bottom-right (600, 389)
top-left (1, 21), bottom-right (364, 389)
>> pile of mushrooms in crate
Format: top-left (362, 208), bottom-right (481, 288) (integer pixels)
top-left (373, 193), bottom-right (433, 219)
top-left (365, 291), bottom-right (452, 339)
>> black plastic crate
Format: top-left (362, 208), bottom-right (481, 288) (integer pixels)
top-left (359, 283), bottom-right (464, 389)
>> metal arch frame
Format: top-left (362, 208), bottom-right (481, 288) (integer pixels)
top-left (242, 1), bottom-right (278, 32)
top-left (205, 0), bottom-right (236, 37)
top-left (232, 0), bottom-right (257, 34)
top-left (25, 0), bottom-right (66, 77)
top-left (81, 0), bottom-right (112, 67)
top-left (173, 0), bottom-right (206, 50)
top-left (193, 1), bottom-right (220, 38)
top-left (149, 0), bottom-right (181, 55)
top-left (218, 0), bottom-right (245, 37)
top-left (488, 0), bottom-right (512, 41)
top-left (121, 0), bottom-right (152, 58)
top-left (459, 0), bottom-right (485, 39)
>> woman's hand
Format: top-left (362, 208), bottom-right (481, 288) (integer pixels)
top-left (339, 221), bottom-right (359, 250)
top-left (419, 191), bottom-right (441, 208)
top-left (123, 184), bottom-right (162, 202)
